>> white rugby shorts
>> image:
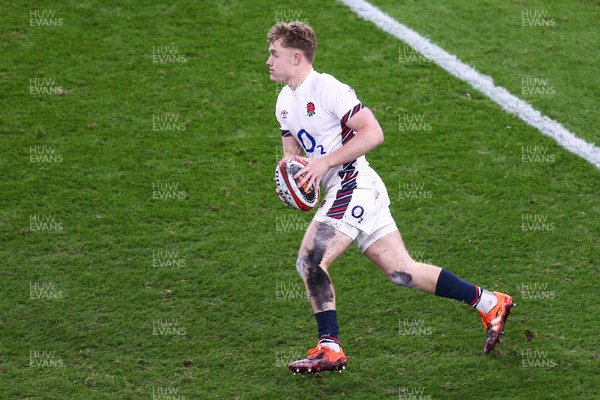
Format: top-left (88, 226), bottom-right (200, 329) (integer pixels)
top-left (313, 167), bottom-right (398, 252)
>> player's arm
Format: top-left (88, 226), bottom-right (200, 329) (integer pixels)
top-left (282, 135), bottom-right (305, 158)
top-left (322, 107), bottom-right (383, 168)
top-left (296, 107), bottom-right (383, 188)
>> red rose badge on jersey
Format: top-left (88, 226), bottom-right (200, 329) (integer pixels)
top-left (306, 102), bottom-right (316, 117)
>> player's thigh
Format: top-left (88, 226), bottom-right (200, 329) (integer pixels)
top-left (298, 220), bottom-right (353, 269)
top-left (363, 230), bottom-right (412, 276)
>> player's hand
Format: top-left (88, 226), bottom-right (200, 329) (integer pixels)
top-left (294, 157), bottom-right (330, 190)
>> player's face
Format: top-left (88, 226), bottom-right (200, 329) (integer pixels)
top-left (266, 39), bottom-right (297, 83)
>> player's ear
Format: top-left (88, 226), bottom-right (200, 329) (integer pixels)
top-left (293, 51), bottom-right (302, 65)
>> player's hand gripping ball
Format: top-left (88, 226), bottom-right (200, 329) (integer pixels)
top-left (274, 156), bottom-right (320, 211)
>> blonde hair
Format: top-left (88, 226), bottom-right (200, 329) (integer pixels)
top-left (267, 21), bottom-right (317, 63)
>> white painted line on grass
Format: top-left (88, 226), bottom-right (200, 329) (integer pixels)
top-left (340, 0), bottom-right (600, 169)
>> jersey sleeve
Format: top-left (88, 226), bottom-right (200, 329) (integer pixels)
top-left (275, 94), bottom-right (292, 137)
top-left (322, 76), bottom-right (363, 123)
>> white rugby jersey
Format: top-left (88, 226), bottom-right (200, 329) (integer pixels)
top-left (275, 69), bottom-right (370, 193)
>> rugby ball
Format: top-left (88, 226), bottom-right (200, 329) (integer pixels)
top-left (274, 156), bottom-right (319, 211)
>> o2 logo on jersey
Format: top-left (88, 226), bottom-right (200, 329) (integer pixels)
top-left (351, 205), bottom-right (364, 224)
top-left (297, 129), bottom-right (326, 155)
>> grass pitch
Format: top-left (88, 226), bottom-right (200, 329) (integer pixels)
top-left (1, 1), bottom-right (598, 399)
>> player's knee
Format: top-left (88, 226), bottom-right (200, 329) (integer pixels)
top-left (295, 256), bottom-right (307, 276)
top-left (297, 223), bottom-right (335, 278)
top-left (388, 270), bottom-right (414, 288)
top-left (296, 245), bottom-right (329, 278)
top-left (297, 255), bottom-right (332, 293)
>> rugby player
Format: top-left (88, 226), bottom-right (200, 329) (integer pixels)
top-left (267, 21), bottom-right (514, 375)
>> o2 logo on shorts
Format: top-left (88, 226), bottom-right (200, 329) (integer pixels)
top-left (351, 205), bottom-right (364, 224)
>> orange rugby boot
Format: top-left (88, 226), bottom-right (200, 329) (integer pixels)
top-left (479, 291), bottom-right (515, 353)
top-left (288, 343), bottom-right (347, 375)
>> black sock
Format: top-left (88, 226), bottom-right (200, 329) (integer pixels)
top-left (434, 269), bottom-right (482, 306)
top-left (315, 310), bottom-right (339, 340)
